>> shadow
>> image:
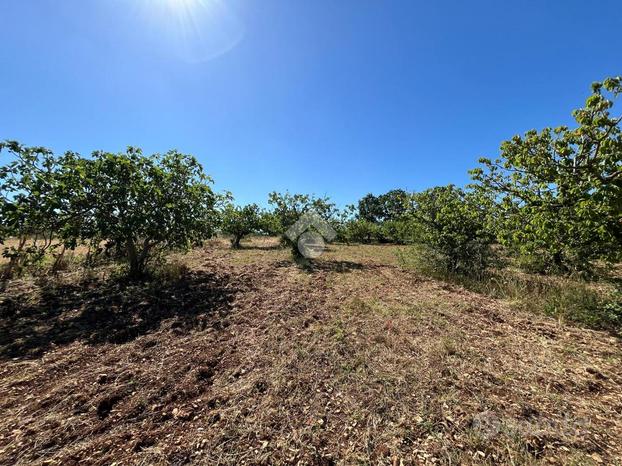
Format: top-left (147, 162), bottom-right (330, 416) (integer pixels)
top-left (236, 244), bottom-right (283, 251)
top-left (309, 260), bottom-right (365, 273)
top-left (273, 259), bottom-right (366, 274)
top-left (0, 270), bottom-right (237, 360)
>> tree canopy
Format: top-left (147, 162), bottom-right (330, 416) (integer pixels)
top-left (471, 77), bottom-right (622, 272)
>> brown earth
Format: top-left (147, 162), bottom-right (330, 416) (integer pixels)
top-left (0, 238), bottom-right (620, 465)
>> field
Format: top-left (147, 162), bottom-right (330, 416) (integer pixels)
top-left (0, 238), bottom-right (621, 465)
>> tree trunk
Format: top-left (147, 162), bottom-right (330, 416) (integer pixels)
top-left (126, 239), bottom-right (142, 278)
top-left (3, 236), bottom-right (27, 279)
top-left (231, 235), bottom-right (242, 249)
top-left (52, 245), bottom-right (67, 273)
top-left (552, 250), bottom-right (568, 273)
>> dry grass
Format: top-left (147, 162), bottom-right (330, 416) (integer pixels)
top-left (0, 238), bottom-right (621, 465)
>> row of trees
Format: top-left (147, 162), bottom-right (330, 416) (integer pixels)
top-left (1, 77), bottom-right (620, 278)
top-left (344, 77), bottom-right (621, 275)
top-left (221, 77), bottom-right (621, 275)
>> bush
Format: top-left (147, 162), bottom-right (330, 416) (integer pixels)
top-left (155, 259), bottom-right (191, 282)
top-left (542, 284), bottom-right (622, 331)
top-left (409, 185), bottom-right (495, 276)
top-left (342, 219), bottom-right (381, 244)
top-left (398, 248), bottom-right (622, 332)
top-left (396, 244), bottom-right (452, 279)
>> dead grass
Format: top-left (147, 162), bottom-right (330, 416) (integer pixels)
top-left (0, 238), bottom-right (620, 464)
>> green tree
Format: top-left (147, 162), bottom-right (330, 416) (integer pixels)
top-left (342, 218), bottom-right (381, 244)
top-left (379, 189), bottom-right (411, 222)
top-left (411, 185), bottom-right (494, 276)
top-left (379, 218), bottom-right (419, 245)
top-left (332, 204), bottom-right (358, 243)
top-left (358, 193), bottom-right (385, 223)
top-left (83, 148), bottom-right (216, 277)
top-left (470, 77), bottom-right (622, 273)
top-left (358, 189), bottom-right (410, 224)
top-left (220, 203), bottom-right (261, 248)
top-left (267, 191), bottom-right (336, 259)
top-left (257, 210), bottom-right (281, 237)
top-left (0, 141), bottom-right (68, 276)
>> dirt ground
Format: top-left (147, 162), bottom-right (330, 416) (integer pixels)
top-left (0, 238), bottom-right (620, 465)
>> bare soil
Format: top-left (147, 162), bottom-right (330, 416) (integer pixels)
top-left (0, 238), bottom-right (620, 465)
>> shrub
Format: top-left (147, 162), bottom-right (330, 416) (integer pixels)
top-left (155, 259), bottom-right (190, 282)
top-left (398, 249), bottom-right (622, 332)
top-left (541, 284), bottom-right (621, 330)
top-left (409, 185), bottom-right (495, 276)
top-left (342, 219), bottom-right (381, 244)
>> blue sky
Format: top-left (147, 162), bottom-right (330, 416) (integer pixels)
top-left (1, 0), bottom-right (620, 207)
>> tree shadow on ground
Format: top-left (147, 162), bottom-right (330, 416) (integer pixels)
top-left (236, 244), bottom-right (283, 251)
top-left (0, 270), bottom-right (237, 360)
top-left (274, 259), bottom-right (366, 274)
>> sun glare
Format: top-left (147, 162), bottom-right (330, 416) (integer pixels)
top-left (140, 0), bottom-right (244, 62)
top-left (167, 0), bottom-right (197, 8)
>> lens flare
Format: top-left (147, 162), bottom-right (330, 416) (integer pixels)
top-left (143, 0), bottom-right (245, 62)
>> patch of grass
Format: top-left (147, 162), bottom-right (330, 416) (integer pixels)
top-left (330, 318), bottom-right (347, 343)
top-left (540, 284), bottom-right (621, 330)
top-left (343, 296), bottom-right (448, 322)
top-left (398, 246), bottom-right (622, 333)
top-left (440, 337), bottom-right (458, 356)
top-left (154, 259), bottom-right (190, 282)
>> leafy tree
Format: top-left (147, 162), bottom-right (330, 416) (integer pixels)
top-left (82, 148), bottom-right (216, 277)
top-left (267, 191), bottom-right (336, 259)
top-left (379, 189), bottom-right (411, 222)
top-left (0, 141), bottom-right (67, 276)
top-left (332, 204), bottom-right (358, 243)
top-left (410, 185), bottom-right (494, 276)
top-left (257, 210), bottom-right (281, 237)
top-left (342, 218), bottom-right (381, 244)
top-left (1, 142), bottom-right (220, 277)
top-left (471, 77), bottom-right (622, 273)
top-left (220, 203), bottom-right (261, 248)
top-left (358, 193), bottom-right (385, 223)
top-left (379, 219), bottom-right (419, 245)
top-left (358, 189), bottom-right (410, 223)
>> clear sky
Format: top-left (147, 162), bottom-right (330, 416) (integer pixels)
top-left (1, 0), bottom-right (620, 207)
